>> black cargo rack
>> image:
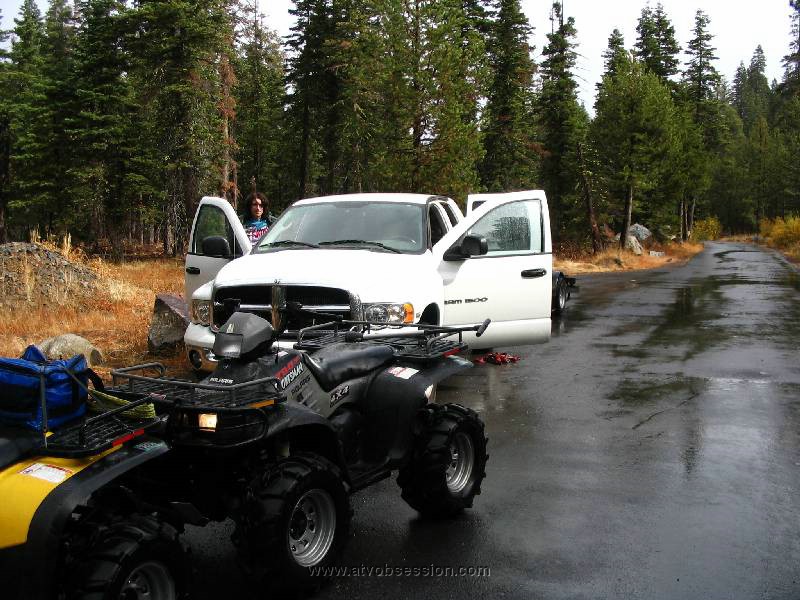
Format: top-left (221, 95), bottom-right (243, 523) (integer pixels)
top-left (109, 363), bottom-right (284, 410)
top-left (295, 319), bottom-right (490, 363)
top-left (44, 394), bottom-right (162, 458)
top-left (28, 366), bottom-right (164, 459)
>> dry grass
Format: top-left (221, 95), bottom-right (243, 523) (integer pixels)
top-left (554, 242), bottom-right (704, 275)
top-left (0, 254), bottom-right (185, 377)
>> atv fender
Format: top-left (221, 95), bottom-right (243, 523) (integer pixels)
top-left (0, 437), bottom-right (169, 600)
top-left (267, 402), bottom-right (350, 484)
top-left (363, 355), bottom-right (473, 466)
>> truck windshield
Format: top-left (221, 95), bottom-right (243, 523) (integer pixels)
top-left (255, 202), bottom-right (426, 254)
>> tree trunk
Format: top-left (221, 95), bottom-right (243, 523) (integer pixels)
top-left (688, 196), bottom-right (696, 238)
top-left (679, 197), bottom-right (686, 242)
top-left (298, 100), bottom-right (310, 199)
top-left (576, 143), bottom-right (603, 254)
top-left (620, 183), bottom-right (633, 250)
top-left (0, 200), bottom-right (7, 244)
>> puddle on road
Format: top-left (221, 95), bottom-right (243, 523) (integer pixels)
top-left (608, 279), bottom-right (729, 361)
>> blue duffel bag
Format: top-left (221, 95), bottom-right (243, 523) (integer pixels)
top-left (0, 345), bottom-right (88, 431)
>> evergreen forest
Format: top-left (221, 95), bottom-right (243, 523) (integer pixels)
top-left (0, 0), bottom-right (798, 254)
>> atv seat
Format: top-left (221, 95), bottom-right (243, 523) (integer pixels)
top-left (303, 343), bottom-right (394, 392)
top-left (0, 425), bottom-right (44, 471)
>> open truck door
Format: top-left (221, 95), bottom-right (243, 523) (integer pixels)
top-left (185, 196), bottom-right (251, 300)
top-left (433, 190), bottom-right (552, 349)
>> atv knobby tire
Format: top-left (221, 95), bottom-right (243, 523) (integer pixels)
top-left (234, 452), bottom-right (351, 593)
top-left (66, 514), bottom-right (185, 600)
top-left (398, 403), bottom-right (488, 517)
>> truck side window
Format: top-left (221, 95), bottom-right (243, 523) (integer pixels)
top-left (467, 200), bottom-right (543, 256)
top-left (192, 205), bottom-right (238, 256)
top-left (428, 204), bottom-right (448, 247)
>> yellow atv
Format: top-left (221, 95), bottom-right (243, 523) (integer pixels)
top-left (0, 348), bottom-right (184, 600)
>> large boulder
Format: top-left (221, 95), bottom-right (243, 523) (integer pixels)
top-left (39, 334), bottom-right (104, 366)
top-left (628, 223), bottom-right (653, 244)
top-left (625, 235), bottom-right (643, 255)
top-left (148, 294), bottom-right (190, 356)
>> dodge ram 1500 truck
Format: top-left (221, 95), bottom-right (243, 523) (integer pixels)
top-left (184, 191), bottom-right (571, 371)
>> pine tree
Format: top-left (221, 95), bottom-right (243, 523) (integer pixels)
top-left (603, 29), bottom-right (626, 79)
top-left (234, 8), bottom-right (286, 205)
top-left (735, 46), bottom-right (772, 134)
top-left (634, 3), bottom-right (680, 84)
top-left (538, 1), bottom-right (583, 239)
top-left (414, 0), bottom-right (487, 201)
top-left (40, 0), bottom-right (77, 231)
top-left (592, 59), bottom-right (678, 249)
top-left (479, 0), bottom-right (538, 191)
top-left (286, 0), bottom-right (340, 198)
top-left (683, 9), bottom-right (721, 134)
top-left (0, 9), bottom-right (11, 241)
top-left (783, 0), bottom-right (800, 93)
top-left (7, 0), bottom-right (50, 232)
top-left (127, 0), bottom-right (232, 253)
top-left (68, 0), bottom-right (141, 246)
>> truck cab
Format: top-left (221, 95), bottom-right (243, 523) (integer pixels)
top-left (184, 192), bottom-right (553, 371)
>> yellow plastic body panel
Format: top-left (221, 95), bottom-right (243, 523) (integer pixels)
top-left (0, 447), bottom-right (118, 549)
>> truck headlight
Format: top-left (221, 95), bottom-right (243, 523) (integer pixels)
top-left (191, 300), bottom-right (212, 326)
top-left (364, 303), bottom-right (414, 324)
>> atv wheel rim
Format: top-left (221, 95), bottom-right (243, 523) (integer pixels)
top-left (446, 431), bottom-right (475, 494)
top-left (120, 561), bottom-right (176, 600)
top-left (289, 489), bottom-right (337, 567)
top-left (558, 285), bottom-right (567, 310)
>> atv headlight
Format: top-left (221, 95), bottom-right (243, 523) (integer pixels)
top-left (364, 303), bottom-right (414, 324)
top-left (191, 300), bottom-right (212, 326)
top-left (198, 413), bottom-right (217, 430)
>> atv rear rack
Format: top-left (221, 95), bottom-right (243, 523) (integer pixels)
top-left (109, 363), bottom-right (284, 410)
top-left (294, 319), bottom-right (490, 363)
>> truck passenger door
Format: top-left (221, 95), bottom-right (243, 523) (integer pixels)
top-left (433, 191), bottom-right (552, 349)
top-left (185, 196), bottom-right (251, 300)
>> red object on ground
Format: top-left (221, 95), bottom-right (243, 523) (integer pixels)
top-left (473, 352), bottom-right (521, 365)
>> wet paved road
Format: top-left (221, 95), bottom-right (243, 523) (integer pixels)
top-left (188, 241), bottom-right (800, 600)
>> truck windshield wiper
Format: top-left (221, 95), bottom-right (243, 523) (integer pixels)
top-left (263, 240), bottom-right (320, 249)
top-left (318, 239), bottom-right (401, 253)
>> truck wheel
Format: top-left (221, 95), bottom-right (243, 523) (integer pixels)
top-left (553, 277), bottom-right (568, 314)
top-left (67, 514), bottom-right (185, 600)
top-left (398, 404), bottom-right (488, 518)
top-left (235, 453), bottom-right (351, 592)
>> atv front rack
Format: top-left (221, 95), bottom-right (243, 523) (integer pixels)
top-left (109, 363), bottom-right (284, 410)
top-left (44, 393), bottom-right (162, 458)
top-left (295, 319), bottom-right (490, 363)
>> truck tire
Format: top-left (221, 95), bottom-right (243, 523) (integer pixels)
top-left (398, 404), bottom-right (488, 518)
top-left (234, 453), bottom-right (351, 592)
top-left (552, 276), bottom-right (568, 314)
top-left (66, 514), bottom-right (185, 600)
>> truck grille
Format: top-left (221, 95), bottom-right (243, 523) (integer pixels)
top-left (212, 285), bottom-right (353, 335)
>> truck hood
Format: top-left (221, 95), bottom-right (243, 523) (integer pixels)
top-left (213, 249), bottom-right (435, 299)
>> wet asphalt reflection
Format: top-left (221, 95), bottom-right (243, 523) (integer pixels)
top-left (187, 241), bottom-right (800, 600)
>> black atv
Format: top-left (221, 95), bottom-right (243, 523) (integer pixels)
top-left (109, 308), bottom-right (490, 594)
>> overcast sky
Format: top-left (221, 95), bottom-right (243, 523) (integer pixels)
top-left (1, 0), bottom-right (795, 109)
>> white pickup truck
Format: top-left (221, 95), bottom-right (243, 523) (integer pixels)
top-left (183, 191), bottom-right (573, 371)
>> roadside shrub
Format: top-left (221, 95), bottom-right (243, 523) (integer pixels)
top-left (691, 217), bottom-right (722, 241)
top-left (760, 218), bottom-right (775, 239)
top-left (769, 216), bottom-right (800, 248)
